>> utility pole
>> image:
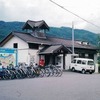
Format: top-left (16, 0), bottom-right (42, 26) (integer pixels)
top-left (72, 21), bottom-right (75, 54)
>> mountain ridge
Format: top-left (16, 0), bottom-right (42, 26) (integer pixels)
top-left (0, 21), bottom-right (98, 45)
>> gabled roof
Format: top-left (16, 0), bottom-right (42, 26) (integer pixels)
top-left (48, 37), bottom-right (97, 50)
top-left (22, 20), bottom-right (49, 30)
top-left (38, 45), bottom-right (72, 54)
top-left (0, 31), bottom-right (97, 51)
top-left (0, 31), bottom-right (53, 46)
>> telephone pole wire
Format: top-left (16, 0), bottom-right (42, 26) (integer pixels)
top-left (49, 0), bottom-right (100, 29)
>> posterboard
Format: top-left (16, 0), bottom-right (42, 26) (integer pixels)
top-left (0, 48), bottom-right (17, 68)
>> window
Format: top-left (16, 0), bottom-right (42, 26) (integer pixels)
top-left (28, 43), bottom-right (38, 49)
top-left (85, 54), bottom-right (88, 58)
top-left (88, 61), bottom-right (94, 65)
top-left (13, 43), bottom-right (18, 48)
top-left (71, 60), bottom-right (76, 63)
top-left (82, 60), bottom-right (86, 65)
top-left (77, 60), bottom-right (81, 64)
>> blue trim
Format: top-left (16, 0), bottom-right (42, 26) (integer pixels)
top-left (0, 48), bottom-right (15, 53)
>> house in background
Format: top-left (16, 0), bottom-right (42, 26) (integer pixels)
top-left (0, 20), bottom-right (98, 72)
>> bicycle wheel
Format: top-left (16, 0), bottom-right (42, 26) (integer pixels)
top-left (53, 68), bottom-right (58, 77)
top-left (48, 68), bottom-right (53, 77)
top-left (44, 68), bottom-right (50, 77)
top-left (57, 69), bottom-right (63, 77)
top-left (39, 69), bottom-right (44, 77)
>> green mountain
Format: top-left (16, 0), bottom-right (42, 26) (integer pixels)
top-left (0, 21), bottom-right (99, 45)
top-left (48, 27), bottom-right (98, 45)
top-left (0, 21), bottom-right (24, 40)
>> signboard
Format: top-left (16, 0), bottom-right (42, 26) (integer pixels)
top-left (0, 48), bottom-right (17, 68)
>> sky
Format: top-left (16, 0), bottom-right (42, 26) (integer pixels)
top-left (0, 0), bottom-right (100, 33)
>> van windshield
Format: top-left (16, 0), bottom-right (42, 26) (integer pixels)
top-left (88, 61), bottom-right (94, 65)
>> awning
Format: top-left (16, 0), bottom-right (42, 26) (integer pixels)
top-left (38, 45), bottom-right (72, 55)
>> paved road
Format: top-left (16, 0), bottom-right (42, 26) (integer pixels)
top-left (0, 72), bottom-right (100, 100)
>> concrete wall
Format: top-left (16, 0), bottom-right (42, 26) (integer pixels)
top-left (3, 36), bottom-right (28, 49)
top-left (3, 36), bottom-right (39, 66)
top-left (65, 54), bottom-right (71, 70)
top-left (94, 54), bottom-right (98, 73)
top-left (28, 49), bottom-right (39, 64)
top-left (3, 36), bottom-right (29, 65)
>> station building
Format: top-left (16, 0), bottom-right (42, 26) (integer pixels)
top-left (0, 20), bottom-right (98, 72)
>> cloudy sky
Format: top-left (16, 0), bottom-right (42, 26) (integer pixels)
top-left (0, 0), bottom-right (100, 33)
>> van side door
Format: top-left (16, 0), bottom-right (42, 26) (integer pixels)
top-left (70, 59), bottom-right (76, 69)
top-left (76, 60), bottom-right (82, 71)
top-left (81, 60), bottom-right (87, 70)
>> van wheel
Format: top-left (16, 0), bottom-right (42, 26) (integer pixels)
top-left (72, 67), bottom-right (75, 72)
top-left (89, 71), bottom-right (92, 74)
top-left (82, 69), bottom-right (85, 74)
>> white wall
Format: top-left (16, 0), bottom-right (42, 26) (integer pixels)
top-left (3, 36), bottom-right (29, 65)
top-left (94, 54), bottom-right (98, 73)
top-left (3, 36), bottom-right (28, 49)
top-left (65, 54), bottom-right (72, 70)
top-left (3, 36), bottom-right (39, 66)
top-left (55, 54), bottom-right (63, 69)
top-left (28, 49), bottom-right (39, 64)
top-left (65, 54), bottom-right (79, 70)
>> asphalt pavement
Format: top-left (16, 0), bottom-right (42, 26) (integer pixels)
top-left (0, 72), bottom-right (100, 100)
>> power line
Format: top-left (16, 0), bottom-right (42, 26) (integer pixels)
top-left (49, 0), bottom-right (100, 29)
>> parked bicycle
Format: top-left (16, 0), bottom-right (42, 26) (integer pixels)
top-left (45, 64), bottom-right (63, 77)
top-left (0, 63), bottom-right (63, 80)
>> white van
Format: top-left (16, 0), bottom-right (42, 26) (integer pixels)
top-left (70, 58), bottom-right (95, 74)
